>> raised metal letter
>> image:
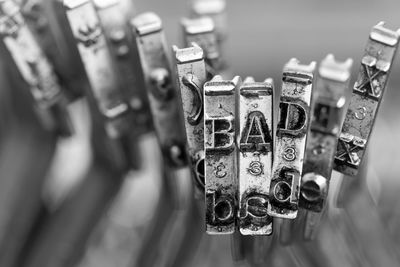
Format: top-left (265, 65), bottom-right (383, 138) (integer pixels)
top-left (205, 75), bottom-right (240, 234)
top-left (334, 22), bottom-right (400, 176)
top-left (238, 77), bottom-right (274, 235)
top-left (268, 59), bottom-right (315, 219)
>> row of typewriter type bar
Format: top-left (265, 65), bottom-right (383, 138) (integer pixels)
top-left (0, 0), bottom-right (399, 235)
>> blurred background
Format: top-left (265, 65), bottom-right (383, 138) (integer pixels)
top-left (136, 0), bottom-right (400, 186)
top-left (2, 0), bottom-right (400, 267)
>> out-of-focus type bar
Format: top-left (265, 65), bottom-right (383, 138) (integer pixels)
top-left (334, 22), bottom-right (400, 176)
top-left (300, 55), bottom-right (352, 241)
top-left (181, 16), bottom-right (222, 77)
top-left (21, 0), bottom-right (85, 100)
top-left (204, 75), bottom-right (240, 234)
top-left (238, 77), bottom-right (274, 236)
top-left (0, 0), bottom-right (72, 136)
top-left (94, 0), bottom-right (152, 136)
top-left (174, 43), bottom-right (207, 188)
top-left (268, 59), bottom-right (315, 219)
top-left (132, 12), bottom-right (186, 168)
top-left (132, 13), bottom-right (202, 267)
top-left (301, 55), bottom-right (353, 212)
top-left (190, 0), bottom-right (227, 45)
top-left (63, 0), bottom-right (130, 139)
top-left (0, 61), bottom-right (57, 267)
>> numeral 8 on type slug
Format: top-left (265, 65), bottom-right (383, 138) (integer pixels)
top-left (205, 76), bottom-right (240, 234)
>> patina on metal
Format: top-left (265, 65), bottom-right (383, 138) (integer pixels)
top-left (94, 0), bottom-right (152, 137)
top-left (132, 12), bottom-right (187, 168)
top-left (204, 75), bottom-right (240, 234)
top-left (0, 0), bottom-right (72, 136)
top-left (301, 54), bottom-right (353, 212)
top-left (334, 22), bottom-right (400, 176)
top-left (174, 43), bottom-right (207, 188)
top-left (181, 16), bottom-right (222, 77)
top-left (63, 0), bottom-right (130, 138)
top-left (21, 0), bottom-right (88, 101)
top-left (300, 54), bottom-right (353, 240)
top-left (268, 58), bottom-right (316, 219)
top-left (238, 77), bottom-right (274, 235)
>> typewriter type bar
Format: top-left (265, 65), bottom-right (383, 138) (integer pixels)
top-left (174, 43), bottom-right (207, 188)
top-left (268, 59), bottom-right (316, 219)
top-left (0, 0), bottom-right (72, 136)
top-left (181, 16), bottom-right (221, 76)
top-left (190, 0), bottom-right (227, 44)
top-left (21, 0), bottom-right (88, 100)
top-left (132, 12), bottom-right (186, 168)
top-left (20, 0), bottom-right (85, 100)
top-left (300, 55), bottom-right (353, 212)
top-left (94, 0), bottom-right (152, 136)
top-left (204, 75), bottom-right (240, 234)
top-left (334, 22), bottom-right (400, 176)
top-left (238, 77), bottom-right (274, 235)
top-left (64, 0), bottom-right (129, 138)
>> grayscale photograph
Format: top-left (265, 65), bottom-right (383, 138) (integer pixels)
top-left (0, 0), bottom-right (399, 266)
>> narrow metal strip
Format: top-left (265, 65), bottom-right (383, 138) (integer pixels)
top-left (132, 12), bottom-right (187, 168)
top-left (204, 75), bottom-right (240, 234)
top-left (190, 0), bottom-right (227, 45)
top-left (300, 55), bottom-right (353, 241)
top-left (64, 0), bottom-right (129, 138)
top-left (334, 22), bottom-right (400, 176)
top-left (301, 54), bottom-right (353, 212)
top-left (174, 43), bottom-right (207, 188)
top-left (181, 16), bottom-right (222, 76)
top-left (238, 77), bottom-right (274, 235)
top-left (0, 0), bottom-right (72, 135)
top-left (268, 58), bottom-right (315, 219)
top-left (94, 0), bottom-right (152, 136)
